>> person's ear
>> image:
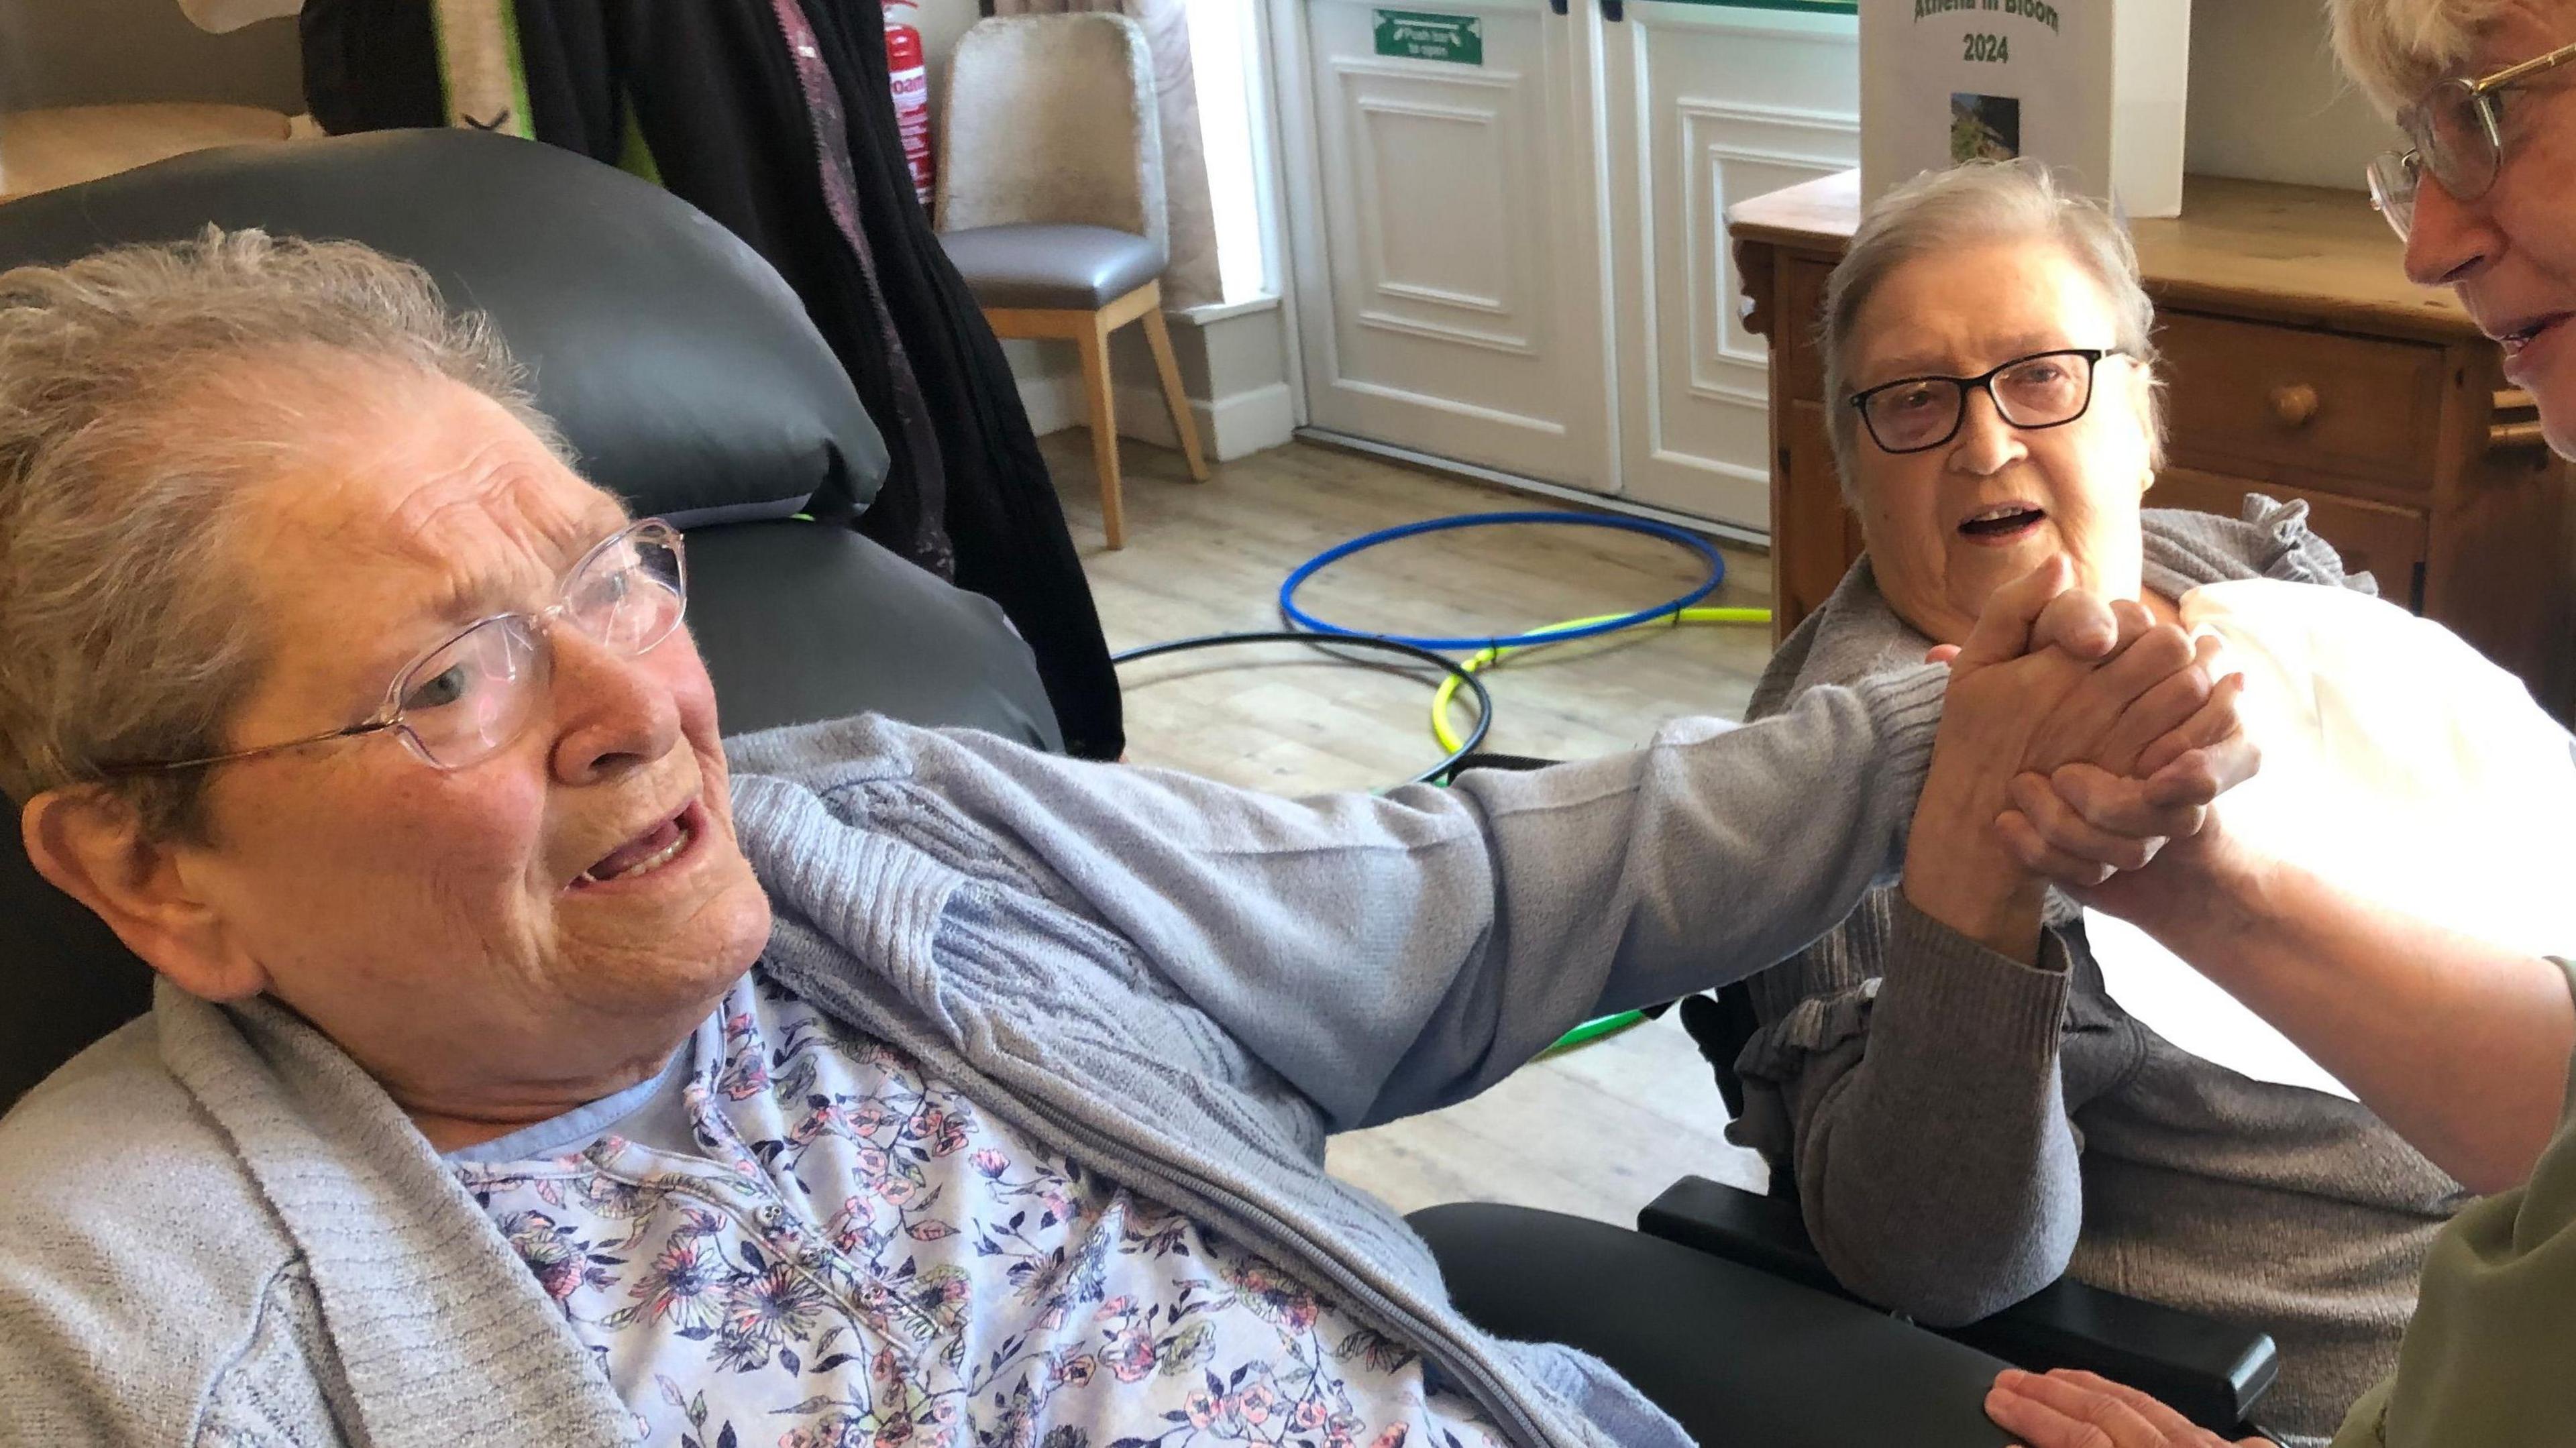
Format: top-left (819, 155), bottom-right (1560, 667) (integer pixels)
top-left (19, 788), bottom-right (270, 1001)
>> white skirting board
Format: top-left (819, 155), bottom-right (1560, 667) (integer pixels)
top-left (1014, 372), bottom-right (1295, 462)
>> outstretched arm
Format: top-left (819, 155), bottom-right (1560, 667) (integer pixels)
top-left (740, 663), bottom-right (1949, 1131)
top-left (735, 564), bottom-right (2224, 1133)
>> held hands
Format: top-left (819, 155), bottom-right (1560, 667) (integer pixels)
top-left (1996, 761), bottom-right (2261, 925)
top-left (1931, 559), bottom-right (2253, 814)
top-left (1906, 560), bottom-right (2255, 961)
top-left (1986, 1369), bottom-right (2277, 1448)
top-left (1920, 586), bottom-right (2273, 1445)
top-left (1978, 624), bottom-right (2263, 926)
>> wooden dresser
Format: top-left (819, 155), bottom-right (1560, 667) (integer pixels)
top-left (1729, 168), bottom-right (2576, 720)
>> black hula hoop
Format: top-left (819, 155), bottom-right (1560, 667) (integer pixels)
top-left (1109, 630), bottom-right (1495, 787)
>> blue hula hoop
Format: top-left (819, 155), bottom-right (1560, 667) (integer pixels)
top-left (1279, 510), bottom-right (1725, 651)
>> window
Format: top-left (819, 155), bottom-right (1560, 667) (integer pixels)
top-left (1185, 0), bottom-right (1277, 307)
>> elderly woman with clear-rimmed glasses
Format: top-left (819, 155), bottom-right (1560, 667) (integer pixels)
top-left (0, 231), bottom-right (2244, 1448)
top-left (1969, 3), bottom-right (2576, 1447)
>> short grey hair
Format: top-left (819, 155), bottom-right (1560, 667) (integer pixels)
top-left (0, 227), bottom-right (562, 838)
top-left (2326, 0), bottom-right (2512, 115)
top-left (1820, 160), bottom-right (2164, 500)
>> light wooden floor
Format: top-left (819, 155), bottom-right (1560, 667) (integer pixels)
top-left (1044, 429), bottom-right (1774, 1224)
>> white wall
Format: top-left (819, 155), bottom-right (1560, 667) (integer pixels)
top-left (0, 0), bottom-right (301, 112)
top-left (2186, 0), bottom-right (2390, 191)
top-left (907, 0), bottom-right (985, 125)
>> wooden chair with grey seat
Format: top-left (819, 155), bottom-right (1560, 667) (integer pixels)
top-left (935, 12), bottom-right (1209, 550)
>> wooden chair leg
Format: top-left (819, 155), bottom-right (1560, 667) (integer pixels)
top-left (1141, 304), bottom-right (1211, 482)
top-left (1075, 312), bottom-right (1125, 549)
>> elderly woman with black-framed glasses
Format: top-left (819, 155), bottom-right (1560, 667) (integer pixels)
top-left (1717, 157), bottom-right (2494, 1448)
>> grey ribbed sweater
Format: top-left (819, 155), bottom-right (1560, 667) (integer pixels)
top-left (1727, 498), bottom-right (2465, 1445)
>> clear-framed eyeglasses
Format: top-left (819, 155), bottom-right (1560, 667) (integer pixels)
top-left (100, 517), bottom-right (688, 778)
top-left (2367, 39), bottom-right (2576, 239)
top-left (1846, 348), bottom-right (2121, 455)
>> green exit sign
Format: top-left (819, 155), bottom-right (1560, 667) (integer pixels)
top-left (1374, 9), bottom-right (1483, 65)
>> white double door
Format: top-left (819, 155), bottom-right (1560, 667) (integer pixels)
top-left (1275, 0), bottom-right (1859, 533)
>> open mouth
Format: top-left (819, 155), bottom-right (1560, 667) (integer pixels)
top-left (2500, 313), bottom-right (2572, 356)
top-left (572, 800), bottom-right (703, 889)
top-left (1957, 502), bottom-right (2048, 543)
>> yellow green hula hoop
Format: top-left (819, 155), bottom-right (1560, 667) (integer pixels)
top-left (1430, 606), bottom-right (1774, 755)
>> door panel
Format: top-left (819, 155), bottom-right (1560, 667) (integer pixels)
top-left (1607, 2), bottom-right (1858, 531)
top-left (1291, 0), bottom-right (1615, 489)
top-left (1275, 0), bottom-right (1858, 533)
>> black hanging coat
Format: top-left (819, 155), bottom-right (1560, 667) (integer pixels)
top-left (301, 0), bottom-right (1125, 759)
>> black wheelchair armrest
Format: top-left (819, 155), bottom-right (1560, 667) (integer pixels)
top-left (1638, 1173), bottom-right (1855, 1300)
top-left (1944, 1278), bottom-right (2281, 1438)
top-left (1640, 1176), bottom-right (2280, 1435)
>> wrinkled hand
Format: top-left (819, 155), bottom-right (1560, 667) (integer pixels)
top-left (1905, 561), bottom-right (2229, 958)
top-left (1987, 1368), bottom-right (2277, 1448)
top-left (1996, 763), bottom-right (2243, 903)
top-left (1990, 679), bottom-right (2260, 904)
top-left (1937, 566), bottom-right (2222, 787)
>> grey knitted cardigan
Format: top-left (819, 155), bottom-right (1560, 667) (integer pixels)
top-left (1730, 498), bottom-right (2464, 1445)
top-left (0, 673), bottom-right (1949, 1448)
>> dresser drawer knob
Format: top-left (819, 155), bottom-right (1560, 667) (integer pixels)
top-left (2270, 384), bottom-right (2320, 428)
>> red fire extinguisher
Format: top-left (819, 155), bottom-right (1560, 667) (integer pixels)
top-left (885, 0), bottom-right (936, 209)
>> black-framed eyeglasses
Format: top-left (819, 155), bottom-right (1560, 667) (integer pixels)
top-left (95, 517), bottom-right (688, 779)
top-left (1846, 348), bottom-right (2120, 455)
top-left (2367, 39), bottom-right (2576, 239)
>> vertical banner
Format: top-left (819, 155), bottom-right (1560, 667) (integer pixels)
top-left (1860, 0), bottom-right (2189, 217)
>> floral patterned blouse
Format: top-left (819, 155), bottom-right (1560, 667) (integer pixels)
top-left (450, 970), bottom-right (1510, 1448)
